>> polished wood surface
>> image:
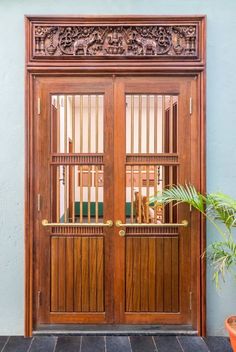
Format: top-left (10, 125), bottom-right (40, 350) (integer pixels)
top-left (25, 16), bottom-right (206, 336)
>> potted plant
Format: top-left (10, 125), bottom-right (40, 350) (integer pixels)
top-left (150, 184), bottom-right (236, 351)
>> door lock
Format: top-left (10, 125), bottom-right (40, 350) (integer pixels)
top-left (119, 229), bottom-right (126, 237)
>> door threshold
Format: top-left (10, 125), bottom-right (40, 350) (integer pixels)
top-left (34, 324), bottom-right (198, 336)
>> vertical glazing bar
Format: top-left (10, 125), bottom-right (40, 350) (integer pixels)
top-left (64, 166), bottom-right (68, 222)
top-left (146, 165), bottom-right (150, 223)
top-left (131, 96), bottom-right (134, 154)
top-left (88, 96), bottom-right (91, 223)
top-left (96, 95), bottom-right (99, 153)
top-left (154, 95), bottom-right (158, 153)
top-left (56, 96), bottom-right (60, 222)
top-left (146, 95), bottom-right (150, 153)
top-left (80, 166), bottom-right (83, 223)
top-left (63, 96), bottom-right (68, 223)
top-left (154, 95), bottom-right (158, 223)
top-left (95, 166), bottom-right (98, 223)
top-left (154, 166), bottom-right (158, 224)
top-left (138, 166), bottom-right (142, 224)
top-left (64, 96), bottom-right (67, 153)
top-left (130, 96), bottom-right (134, 223)
top-left (169, 96), bottom-right (173, 223)
top-left (162, 96), bottom-right (166, 221)
top-left (72, 96), bottom-right (75, 222)
top-left (95, 96), bottom-right (99, 223)
top-left (80, 95), bottom-right (83, 153)
top-left (138, 96), bottom-right (142, 153)
top-left (138, 96), bottom-right (142, 223)
top-left (131, 166), bottom-right (134, 223)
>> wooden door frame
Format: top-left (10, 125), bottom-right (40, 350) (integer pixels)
top-left (25, 15), bottom-right (206, 336)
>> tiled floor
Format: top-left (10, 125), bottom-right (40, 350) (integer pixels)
top-left (0, 335), bottom-right (233, 352)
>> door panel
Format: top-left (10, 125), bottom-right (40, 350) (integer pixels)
top-left (34, 76), bottom-right (195, 327)
top-left (114, 77), bottom-right (192, 324)
top-left (35, 78), bottom-right (113, 324)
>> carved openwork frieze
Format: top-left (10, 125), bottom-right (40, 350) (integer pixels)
top-left (33, 24), bottom-right (198, 58)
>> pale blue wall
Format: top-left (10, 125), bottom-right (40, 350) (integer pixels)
top-left (0, 0), bottom-right (236, 336)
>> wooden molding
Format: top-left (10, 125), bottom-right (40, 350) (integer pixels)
top-left (25, 16), bottom-right (206, 67)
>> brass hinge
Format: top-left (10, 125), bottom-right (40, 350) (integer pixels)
top-left (189, 291), bottom-right (192, 311)
top-left (189, 97), bottom-right (193, 115)
top-left (37, 291), bottom-right (42, 307)
top-left (37, 194), bottom-right (41, 212)
top-left (37, 97), bottom-right (41, 115)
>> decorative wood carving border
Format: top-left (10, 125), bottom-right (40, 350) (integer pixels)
top-left (26, 16), bottom-right (206, 66)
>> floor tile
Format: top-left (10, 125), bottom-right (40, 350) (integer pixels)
top-left (81, 336), bottom-right (105, 352)
top-left (130, 336), bottom-right (156, 352)
top-left (178, 336), bottom-right (209, 352)
top-left (3, 336), bottom-right (32, 352)
top-left (106, 336), bottom-right (131, 352)
top-left (154, 336), bottom-right (182, 352)
top-left (28, 336), bottom-right (57, 352)
top-left (0, 337), bottom-right (9, 351)
top-left (204, 336), bottom-right (233, 352)
top-left (55, 336), bottom-right (81, 352)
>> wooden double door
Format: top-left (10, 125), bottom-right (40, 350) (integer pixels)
top-left (34, 75), bottom-right (198, 327)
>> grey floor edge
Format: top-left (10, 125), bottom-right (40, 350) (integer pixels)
top-left (33, 324), bottom-right (198, 336)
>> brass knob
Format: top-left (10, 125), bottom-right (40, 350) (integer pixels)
top-left (119, 229), bottom-right (125, 237)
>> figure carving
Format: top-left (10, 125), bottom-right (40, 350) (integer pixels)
top-left (34, 24), bottom-right (197, 58)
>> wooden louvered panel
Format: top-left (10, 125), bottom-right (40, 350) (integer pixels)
top-left (51, 236), bottom-right (104, 313)
top-left (125, 236), bottom-right (179, 313)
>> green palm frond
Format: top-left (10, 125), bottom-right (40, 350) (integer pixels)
top-left (206, 193), bottom-right (236, 230)
top-left (150, 184), bottom-right (205, 213)
top-left (207, 239), bottom-right (236, 288)
top-left (149, 184), bottom-right (236, 288)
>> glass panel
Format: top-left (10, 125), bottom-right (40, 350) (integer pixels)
top-left (52, 165), bottom-right (104, 223)
top-left (51, 95), bottom-right (104, 153)
top-left (126, 165), bottom-right (177, 224)
top-left (126, 95), bottom-right (178, 154)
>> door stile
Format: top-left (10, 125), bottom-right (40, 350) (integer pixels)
top-left (113, 78), bottom-right (127, 323)
top-left (102, 83), bottom-right (115, 323)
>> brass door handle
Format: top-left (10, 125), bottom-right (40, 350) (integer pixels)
top-left (115, 220), bottom-right (188, 228)
top-left (42, 219), bottom-right (113, 227)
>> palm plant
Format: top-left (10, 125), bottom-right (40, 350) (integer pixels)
top-left (150, 184), bottom-right (236, 287)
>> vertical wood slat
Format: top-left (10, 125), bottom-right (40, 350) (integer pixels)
top-left (65, 238), bottom-right (74, 312)
top-left (80, 166), bottom-right (83, 223)
top-left (126, 237), bottom-right (133, 311)
top-left (74, 237), bottom-right (82, 312)
top-left (156, 238), bottom-right (164, 311)
top-left (56, 97), bottom-right (60, 222)
top-left (95, 166), bottom-right (98, 223)
top-left (132, 237), bottom-right (141, 311)
top-left (51, 237), bottom-right (58, 311)
top-left (72, 96), bottom-right (75, 222)
top-left (89, 238), bottom-right (97, 311)
top-left (81, 237), bottom-right (90, 312)
top-left (148, 238), bottom-right (156, 311)
top-left (154, 96), bottom-right (158, 223)
top-left (163, 238), bottom-right (172, 312)
top-left (63, 96), bottom-right (68, 222)
top-left (140, 238), bottom-right (149, 311)
top-left (96, 237), bottom-right (104, 312)
top-left (58, 238), bottom-right (66, 311)
top-left (171, 237), bottom-right (179, 312)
